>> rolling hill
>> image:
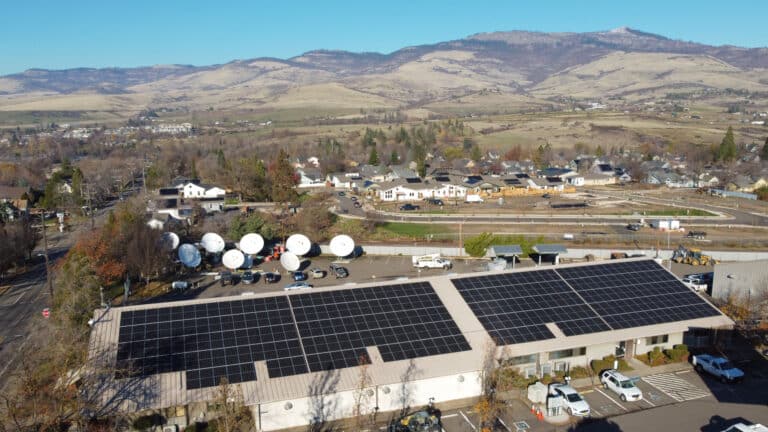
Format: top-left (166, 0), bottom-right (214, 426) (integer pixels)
top-left (1, 27), bottom-right (766, 116)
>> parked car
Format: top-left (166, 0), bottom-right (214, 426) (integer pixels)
top-left (425, 198), bottom-right (444, 206)
top-left (171, 281), bottom-right (189, 291)
top-left (241, 271), bottom-right (256, 284)
top-left (284, 282), bottom-right (313, 291)
top-left (549, 383), bottom-right (590, 417)
top-left (350, 196), bottom-right (358, 202)
top-left (681, 276), bottom-right (707, 292)
top-left (542, 193), bottom-right (552, 199)
top-left (399, 203), bottom-right (420, 211)
top-left (692, 354), bottom-right (744, 383)
top-left (337, 191), bottom-right (346, 197)
top-left (310, 268), bottom-right (326, 278)
top-left (219, 271), bottom-right (237, 286)
top-left (263, 272), bottom-right (280, 284)
top-left (329, 263), bottom-right (349, 278)
top-left (293, 271), bottom-right (308, 281)
top-left (721, 423), bottom-right (768, 432)
top-left (627, 223), bottom-right (642, 231)
top-left (353, 201), bottom-right (362, 208)
top-left (600, 369), bottom-right (643, 401)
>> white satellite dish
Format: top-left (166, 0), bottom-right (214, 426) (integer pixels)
top-left (286, 234), bottom-right (311, 256)
top-left (178, 244), bottom-right (201, 268)
top-left (201, 232), bottom-right (225, 253)
top-left (239, 233), bottom-right (264, 255)
top-left (329, 234), bottom-right (355, 257)
top-left (280, 252), bottom-right (304, 271)
top-left (161, 232), bottom-right (180, 251)
top-left (222, 249), bottom-right (245, 270)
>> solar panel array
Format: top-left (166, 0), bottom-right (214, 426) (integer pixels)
top-left (452, 271), bottom-right (610, 344)
top-left (116, 282), bottom-right (470, 389)
top-left (555, 260), bottom-right (719, 330)
top-left (452, 260), bottom-right (720, 345)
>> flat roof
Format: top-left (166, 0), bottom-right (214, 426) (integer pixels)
top-left (489, 245), bottom-right (523, 257)
top-left (87, 258), bottom-right (732, 412)
top-left (533, 244), bottom-right (568, 254)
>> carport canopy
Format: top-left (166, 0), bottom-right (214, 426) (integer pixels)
top-left (532, 244), bottom-right (568, 265)
top-left (488, 244), bottom-right (523, 258)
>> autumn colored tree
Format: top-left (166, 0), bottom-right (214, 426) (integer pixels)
top-left (268, 149), bottom-right (298, 204)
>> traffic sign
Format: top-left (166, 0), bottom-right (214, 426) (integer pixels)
top-left (42, 308), bottom-right (50, 318)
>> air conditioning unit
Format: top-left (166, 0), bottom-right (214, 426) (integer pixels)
top-left (162, 426), bottom-right (178, 432)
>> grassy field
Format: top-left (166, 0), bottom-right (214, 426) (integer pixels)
top-left (377, 222), bottom-right (454, 238)
top-left (639, 209), bottom-right (717, 217)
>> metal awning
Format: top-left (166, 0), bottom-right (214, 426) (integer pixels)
top-left (489, 245), bottom-right (523, 258)
top-left (533, 244), bottom-right (568, 255)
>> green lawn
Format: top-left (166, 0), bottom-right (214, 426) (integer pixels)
top-left (640, 209), bottom-right (717, 217)
top-left (378, 222), bottom-right (452, 238)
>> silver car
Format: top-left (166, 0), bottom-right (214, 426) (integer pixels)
top-left (550, 383), bottom-right (590, 416)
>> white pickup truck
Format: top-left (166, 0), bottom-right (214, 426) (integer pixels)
top-left (692, 354), bottom-right (744, 383)
top-left (412, 254), bottom-right (453, 269)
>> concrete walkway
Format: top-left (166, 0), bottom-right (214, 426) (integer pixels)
top-left (569, 358), bottom-right (692, 390)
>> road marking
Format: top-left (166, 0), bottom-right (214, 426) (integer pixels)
top-left (459, 410), bottom-right (476, 431)
top-left (0, 335), bottom-right (30, 380)
top-left (441, 413), bottom-right (458, 419)
top-left (590, 407), bottom-right (602, 417)
top-left (496, 417), bottom-right (512, 432)
top-left (594, 388), bottom-right (628, 411)
top-left (642, 398), bottom-right (655, 407)
top-left (12, 292), bottom-right (26, 305)
top-left (642, 373), bottom-right (711, 402)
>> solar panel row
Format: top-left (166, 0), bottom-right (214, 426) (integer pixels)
top-left (116, 282), bottom-right (470, 389)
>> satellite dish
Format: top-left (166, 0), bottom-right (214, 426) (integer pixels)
top-left (178, 244), bottom-right (201, 268)
top-left (201, 233), bottom-right (225, 253)
top-left (286, 234), bottom-right (311, 256)
top-left (279, 252), bottom-right (303, 271)
top-left (222, 249), bottom-right (245, 270)
top-left (239, 233), bottom-right (264, 255)
top-left (161, 232), bottom-right (180, 251)
top-left (329, 234), bottom-right (355, 257)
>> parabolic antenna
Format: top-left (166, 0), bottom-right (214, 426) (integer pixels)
top-left (329, 234), bottom-right (355, 257)
top-left (178, 244), bottom-right (202, 268)
top-left (286, 234), bottom-right (311, 256)
top-left (222, 249), bottom-right (245, 270)
top-left (161, 232), bottom-right (180, 251)
top-left (239, 233), bottom-right (264, 255)
top-left (201, 232), bottom-right (225, 253)
top-left (280, 252), bottom-right (302, 271)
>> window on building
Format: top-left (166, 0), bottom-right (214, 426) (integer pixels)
top-left (646, 335), bottom-right (669, 345)
top-left (549, 347), bottom-right (586, 360)
top-left (384, 191), bottom-right (393, 199)
top-left (503, 354), bottom-right (537, 366)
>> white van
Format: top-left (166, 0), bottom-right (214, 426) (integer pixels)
top-left (465, 194), bottom-right (484, 203)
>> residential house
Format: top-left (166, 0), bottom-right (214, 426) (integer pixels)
top-left (325, 172), bottom-right (362, 190)
top-left (645, 170), bottom-right (695, 188)
top-left (181, 182), bottom-right (226, 199)
top-left (591, 162), bottom-right (615, 176)
top-left (296, 168), bottom-right (325, 189)
top-left (389, 165), bottom-right (419, 180)
top-left (725, 176), bottom-right (767, 193)
top-left (581, 173), bottom-right (617, 186)
top-left (377, 179), bottom-right (467, 202)
top-left (359, 165), bottom-right (392, 182)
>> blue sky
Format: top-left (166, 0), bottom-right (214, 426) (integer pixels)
top-left (1, 0), bottom-right (766, 75)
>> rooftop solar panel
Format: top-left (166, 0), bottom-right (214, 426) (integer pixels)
top-left (115, 281), bottom-right (470, 389)
top-left (452, 271), bottom-right (610, 344)
top-left (554, 260), bottom-right (720, 330)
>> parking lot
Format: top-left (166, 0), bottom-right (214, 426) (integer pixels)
top-left (434, 367), bottom-right (768, 432)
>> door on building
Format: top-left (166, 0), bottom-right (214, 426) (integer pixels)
top-left (624, 339), bottom-right (636, 358)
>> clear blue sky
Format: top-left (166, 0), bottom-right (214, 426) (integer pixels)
top-left (1, 0), bottom-right (766, 75)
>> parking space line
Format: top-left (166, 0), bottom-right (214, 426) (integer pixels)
top-left (496, 417), bottom-right (512, 432)
top-left (459, 410), bottom-right (477, 431)
top-left (590, 407), bottom-right (602, 417)
top-left (442, 414), bottom-right (458, 419)
top-left (594, 388), bottom-right (628, 411)
top-left (642, 398), bottom-right (655, 407)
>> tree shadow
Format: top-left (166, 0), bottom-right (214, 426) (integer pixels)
top-left (567, 417), bottom-right (624, 431)
top-left (307, 367), bottom-right (342, 432)
top-left (395, 359), bottom-right (422, 419)
top-left (700, 415), bottom-right (757, 432)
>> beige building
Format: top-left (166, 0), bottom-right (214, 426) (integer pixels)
top-left (87, 259), bottom-right (731, 430)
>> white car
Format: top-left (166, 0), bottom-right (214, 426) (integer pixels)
top-left (550, 383), bottom-right (590, 416)
top-left (681, 277), bottom-right (707, 292)
top-left (284, 282), bottom-right (313, 291)
top-left (600, 369), bottom-right (643, 402)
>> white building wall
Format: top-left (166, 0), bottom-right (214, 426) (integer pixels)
top-left (257, 371), bottom-right (482, 431)
top-left (634, 332), bottom-right (683, 356)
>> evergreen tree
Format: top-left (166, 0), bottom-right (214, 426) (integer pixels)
top-left (216, 149), bottom-right (227, 169)
top-left (368, 146), bottom-right (380, 165)
top-left (595, 145), bottom-right (605, 158)
top-left (761, 136), bottom-right (768, 161)
top-left (390, 150), bottom-right (399, 165)
top-left (71, 167), bottom-right (84, 206)
top-left (718, 126), bottom-right (737, 162)
top-left (470, 144), bottom-right (482, 162)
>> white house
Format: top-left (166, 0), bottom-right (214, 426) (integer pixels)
top-left (181, 182), bottom-right (226, 199)
top-left (326, 173), bottom-right (362, 190)
top-left (377, 181), bottom-right (467, 202)
top-left (296, 168), bottom-right (325, 189)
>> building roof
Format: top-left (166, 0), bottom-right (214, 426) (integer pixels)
top-left (87, 258), bottom-right (731, 412)
top-left (488, 245), bottom-right (523, 257)
top-left (0, 186), bottom-right (29, 200)
top-left (533, 244), bottom-right (568, 254)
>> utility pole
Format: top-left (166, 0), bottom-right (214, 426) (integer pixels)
top-left (40, 211), bottom-right (53, 298)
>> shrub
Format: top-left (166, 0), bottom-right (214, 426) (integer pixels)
top-left (540, 373), bottom-right (554, 384)
top-left (132, 414), bottom-right (164, 431)
top-left (665, 344), bottom-right (690, 362)
top-left (648, 346), bottom-right (667, 366)
top-left (590, 355), bottom-right (630, 373)
top-left (569, 366), bottom-right (592, 379)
